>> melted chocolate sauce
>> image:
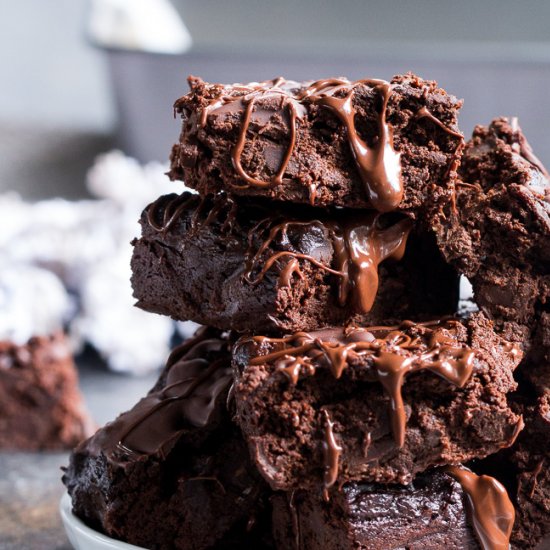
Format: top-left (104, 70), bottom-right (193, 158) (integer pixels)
top-left (145, 192), bottom-right (411, 316)
top-left (415, 106), bottom-right (464, 139)
top-left (244, 214), bottom-right (412, 314)
top-left (321, 410), bottom-right (342, 500)
top-left (195, 77), bottom-right (459, 212)
top-left (146, 193), bottom-right (198, 233)
top-left (90, 329), bottom-right (232, 460)
top-left (247, 320), bottom-right (476, 450)
top-left (447, 466), bottom-right (515, 550)
top-left (287, 491), bottom-right (301, 550)
top-left (146, 192), bottom-right (238, 235)
top-left (299, 78), bottom-right (402, 212)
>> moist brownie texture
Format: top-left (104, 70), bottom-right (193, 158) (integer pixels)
top-left (131, 192), bottom-right (458, 333)
top-left (433, 118), bottom-right (550, 360)
top-left (170, 73), bottom-right (463, 213)
top-left (477, 390), bottom-right (550, 550)
top-left (271, 467), bottom-right (515, 550)
top-left (510, 393), bottom-right (550, 549)
top-left (63, 328), bottom-right (272, 550)
top-left (0, 332), bottom-right (93, 450)
top-left (232, 312), bottom-right (523, 492)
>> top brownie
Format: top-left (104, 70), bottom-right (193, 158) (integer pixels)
top-left (170, 73), bottom-right (463, 213)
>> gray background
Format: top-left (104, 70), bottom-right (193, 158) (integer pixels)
top-left (2, 0), bottom-right (550, 197)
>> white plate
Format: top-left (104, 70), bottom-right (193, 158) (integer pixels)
top-left (60, 493), bottom-right (145, 550)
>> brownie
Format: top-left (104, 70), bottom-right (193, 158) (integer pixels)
top-left (510, 393), bottom-right (550, 549)
top-left (131, 192), bottom-right (458, 333)
top-left (0, 332), bottom-right (93, 450)
top-left (523, 318), bottom-right (550, 395)
top-left (232, 312), bottom-right (523, 492)
top-left (170, 73), bottom-right (463, 213)
top-left (432, 117), bottom-right (550, 360)
top-left (271, 467), bottom-right (516, 550)
top-left (476, 391), bottom-right (550, 550)
top-left (63, 328), bottom-right (272, 550)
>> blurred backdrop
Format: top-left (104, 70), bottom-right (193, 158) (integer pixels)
top-left (2, 0), bottom-right (550, 199)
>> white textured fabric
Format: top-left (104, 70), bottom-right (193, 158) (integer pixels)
top-left (0, 151), bottom-right (190, 373)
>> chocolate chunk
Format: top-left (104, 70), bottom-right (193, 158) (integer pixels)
top-left (232, 313), bottom-right (522, 491)
top-left (0, 333), bottom-right (93, 450)
top-left (131, 192), bottom-right (459, 333)
top-left (170, 73), bottom-right (463, 213)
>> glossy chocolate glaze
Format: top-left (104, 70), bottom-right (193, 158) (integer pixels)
top-left (192, 77), bottom-right (459, 212)
top-left (146, 192), bottom-right (413, 317)
top-left (244, 214), bottom-right (412, 314)
top-left (447, 466), bottom-right (515, 550)
top-left (321, 410), bottom-right (342, 500)
top-left (87, 328), bottom-right (232, 460)
top-left (244, 320), bottom-right (476, 450)
top-left (298, 78), bottom-right (401, 212)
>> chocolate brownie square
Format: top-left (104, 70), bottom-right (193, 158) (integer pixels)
top-left (476, 391), bottom-right (550, 550)
top-left (271, 467), bottom-right (515, 550)
top-left (63, 328), bottom-right (272, 550)
top-left (433, 118), bottom-right (550, 356)
top-left (170, 73), bottom-right (463, 213)
top-left (131, 192), bottom-right (458, 333)
top-left (232, 313), bottom-right (522, 492)
top-left (510, 393), bottom-right (550, 549)
top-left (0, 332), bottom-right (92, 450)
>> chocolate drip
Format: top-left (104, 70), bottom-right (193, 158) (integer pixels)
top-left (415, 106), bottom-right (464, 139)
top-left (146, 192), bottom-right (238, 234)
top-left (118, 351), bottom-right (232, 456)
top-left (446, 466), bottom-right (515, 550)
top-left (89, 330), bottom-right (232, 459)
top-left (198, 78), bottom-right (306, 190)
top-left (244, 214), bottom-right (412, 314)
top-left (232, 93), bottom-right (301, 188)
top-left (146, 193), bottom-right (198, 232)
top-left (321, 410), bottom-right (342, 500)
top-left (248, 320), bottom-right (476, 448)
top-left (299, 78), bottom-right (402, 212)
top-left (195, 77), bottom-right (459, 211)
top-left (287, 491), bottom-right (301, 550)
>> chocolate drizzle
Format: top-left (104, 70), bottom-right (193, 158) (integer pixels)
top-left (194, 76), bottom-right (460, 212)
top-left (287, 491), bottom-right (301, 550)
top-left (198, 78), bottom-right (306, 190)
top-left (146, 193), bottom-right (198, 233)
top-left (247, 320), bottom-right (476, 449)
top-left (446, 465), bottom-right (515, 550)
top-left (321, 410), bottom-right (342, 500)
top-left (145, 192), bottom-right (238, 235)
top-left (89, 328), bottom-right (232, 459)
top-left (298, 78), bottom-right (402, 212)
top-left (415, 106), bottom-right (464, 139)
top-left (244, 215), bottom-right (412, 314)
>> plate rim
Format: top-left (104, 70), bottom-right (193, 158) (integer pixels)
top-left (59, 492), bottom-right (145, 550)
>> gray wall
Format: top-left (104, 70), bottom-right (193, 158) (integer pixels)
top-left (2, 1), bottom-right (550, 196)
top-left (175, 0), bottom-right (550, 53)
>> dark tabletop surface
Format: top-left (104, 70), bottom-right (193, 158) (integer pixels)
top-left (0, 355), bottom-right (158, 550)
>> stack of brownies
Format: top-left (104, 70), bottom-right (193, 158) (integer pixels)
top-left (64, 74), bottom-right (549, 549)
